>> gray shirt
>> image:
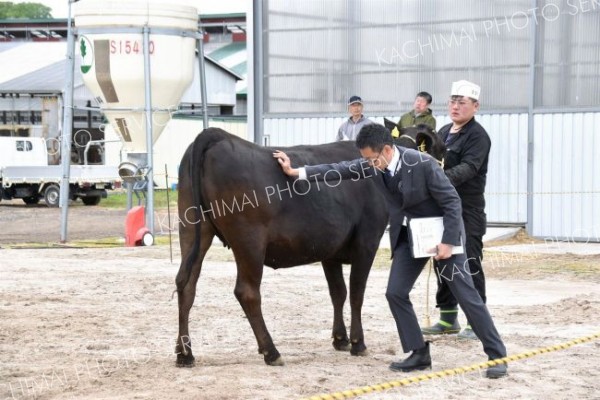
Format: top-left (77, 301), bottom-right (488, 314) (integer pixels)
top-left (336, 115), bottom-right (374, 141)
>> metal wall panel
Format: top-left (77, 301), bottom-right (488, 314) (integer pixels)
top-left (532, 112), bottom-right (600, 240)
top-left (418, 113), bottom-right (528, 224)
top-left (479, 113), bottom-right (529, 224)
top-left (264, 0), bottom-right (532, 115)
top-left (264, 116), bottom-right (346, 146)
top-left (536, 0), bottom-right (600, 108)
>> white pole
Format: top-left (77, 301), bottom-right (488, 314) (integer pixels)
top-left (59, 0), bottom-right (76, 243)
top-left (197, 23), bottom-right (209, 130)
top-left (143, 25), bottom-right (155, 236)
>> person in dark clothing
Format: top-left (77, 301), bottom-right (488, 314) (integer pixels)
top-left (273, 123), bottom-right (507, 379)
top-left (422, 80), bottom-right (491, 341)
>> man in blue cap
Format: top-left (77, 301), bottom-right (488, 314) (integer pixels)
top-left (336, 95), bottom-right (374, 141)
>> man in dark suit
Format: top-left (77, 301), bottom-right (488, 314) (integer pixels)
top-left (273, 123), bottom-right (507, 379)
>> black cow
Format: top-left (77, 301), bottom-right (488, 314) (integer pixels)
top-left (175, 128), bottom-right (389, 367)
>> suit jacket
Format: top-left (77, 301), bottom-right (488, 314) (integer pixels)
top-left (304, 146), bottom-right (464, 251)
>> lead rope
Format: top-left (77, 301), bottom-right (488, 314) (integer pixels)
top-left (423, 258), bottom-right (433, 327)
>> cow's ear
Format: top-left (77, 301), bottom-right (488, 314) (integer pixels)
top-left (415, 130), bottom-right (445, 162)
top-left (415, 132), bottom-right (430, 152)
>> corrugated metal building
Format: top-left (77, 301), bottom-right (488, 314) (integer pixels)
top-left (251, 0), bottom-right (600, 240)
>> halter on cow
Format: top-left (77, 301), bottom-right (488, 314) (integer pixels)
top-left (383, 118), bottom-right (446, 167)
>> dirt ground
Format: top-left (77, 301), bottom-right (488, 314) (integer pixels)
top-left (1, 201), bottom-right (600, 400)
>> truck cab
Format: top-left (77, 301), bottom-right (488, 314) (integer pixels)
top-left (0, 136), bottom-right (119, 207)
top-left (0, 137), bottom-right (48, 167)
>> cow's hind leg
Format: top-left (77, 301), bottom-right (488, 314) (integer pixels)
top-left (231, 243), bottom-right (283, 366)
top-left (175, 221), bottom-right (216, 367)
top-left (322, 260), bottom-right (351, 351)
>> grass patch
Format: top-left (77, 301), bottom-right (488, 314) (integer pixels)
top-left (372, 248), bottom-right (392, 269)
top-left (102, 189), bottom-right (178, 209)
top-left (3, 235), bottom-right (176, 249)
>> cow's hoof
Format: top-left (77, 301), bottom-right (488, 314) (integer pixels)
top-left (263, 349), bottom-right (284, 366)
top-left (350, 342), bottom-right (367, 356)
top-left (332, 338), bottom-right (351, 352)
top-left (176, 353), bottom-right (195, 367)
top-left (351, 348), bottom-right (369, 356)
top-left (266, 357), bottom-right (285, 366)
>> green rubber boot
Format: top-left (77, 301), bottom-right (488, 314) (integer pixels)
top-left (421, 307), bottom-right (461, 335)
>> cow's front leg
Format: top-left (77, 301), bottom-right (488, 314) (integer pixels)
top-left (233, 253), bottom-right (283, 366)
top-left (322, 260), bottom-right (351, 351)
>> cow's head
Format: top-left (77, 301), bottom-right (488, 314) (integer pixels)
top-left (383, 118), bottom-right (446, 165)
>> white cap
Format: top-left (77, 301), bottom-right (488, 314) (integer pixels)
top-left (451, 80), bottom-right (480, 101)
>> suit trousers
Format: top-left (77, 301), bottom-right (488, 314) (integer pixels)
top-left (436, 206), bottom-right (487, 308)
top-left (385, 237), bottom-right (506, 360)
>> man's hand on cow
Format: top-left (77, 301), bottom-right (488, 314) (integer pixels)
top-left (273, 151), bottom-right (299, 176)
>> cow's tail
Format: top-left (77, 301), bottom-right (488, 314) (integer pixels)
top-left (176, 128), bottom-right (229, 291)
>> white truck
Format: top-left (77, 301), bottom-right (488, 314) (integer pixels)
top-left (0, 137), bottom-right (120, 207)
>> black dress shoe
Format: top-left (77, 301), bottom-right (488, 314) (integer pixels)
top-left (389, 342), bottom-right (432, 372)
top-left (486, 363), bottom-right (508, 379)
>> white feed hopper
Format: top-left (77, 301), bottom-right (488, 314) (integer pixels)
top-left (74, 0), bottom-right (198, 179)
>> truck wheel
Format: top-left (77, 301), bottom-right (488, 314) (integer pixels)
top-left (22, 196), bottom-right (40, 205)
top-left (44, 184), bottom-right (60, 207)
top-left (82, 196), bottom-right (101, 206)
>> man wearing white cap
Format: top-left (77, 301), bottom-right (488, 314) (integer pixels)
top-left (422, 80), bottom-right (493, 341)
top-left (336, 95), bottom-right (374, 141)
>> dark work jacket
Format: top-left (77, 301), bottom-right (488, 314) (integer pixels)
top-left (304, 146), bottom-right (464, 251)
top-left (437, 118), bottom-right (491, 209)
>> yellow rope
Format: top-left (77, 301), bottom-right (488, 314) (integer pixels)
top-left (486, 190), bottom-right (600, 195)
top-left (301, 332), bottom-right (600, 400)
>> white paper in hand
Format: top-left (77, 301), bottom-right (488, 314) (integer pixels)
top-left (409, 217), bottom-right (464, 258)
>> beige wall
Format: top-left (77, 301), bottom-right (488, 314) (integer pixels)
top-left (104, 117), bottom-right (248, 189)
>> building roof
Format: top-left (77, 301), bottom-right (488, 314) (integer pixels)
top-left (0, 42), bottom-right (68, 86)
top-left (204, 55), bottom-right (243, 81)
top-left (0, 41), bottom-right (242, 96)
top-left (208, 42), bottom-right (247, 97)
top-left (0, 19), bottom-right (69, 40)
top-left (200, 13), bottom-right (246, 20)
top-left (0, 59), bottom-right (74, 94)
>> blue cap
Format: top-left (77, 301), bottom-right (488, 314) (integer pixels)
top-left (348, 95), bottom-right (363, 105)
